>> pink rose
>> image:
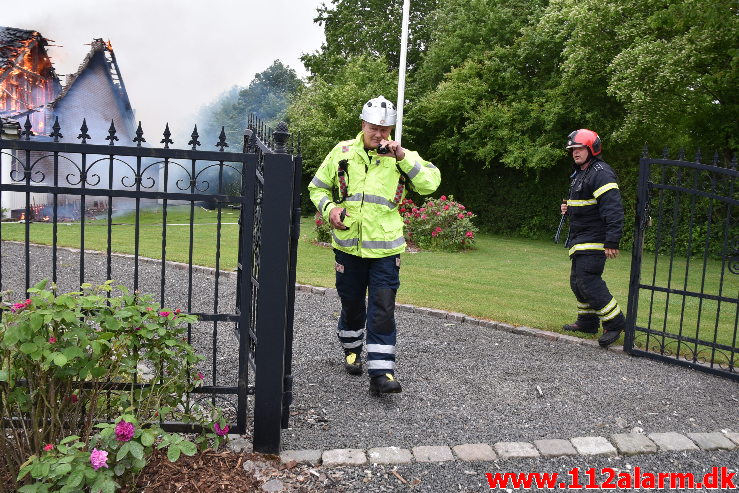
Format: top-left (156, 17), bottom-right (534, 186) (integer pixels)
top-left (440, 195), bottom-right (447, 201)
top-left (466, 231), bottom-right (474, 238)
top-left (213, 422), bottom-right (230, 436)
top-left (90, 448), bottom-right (108, 470)
top-left (457, 213), bottom-right (465, 219)
top-left (159, 311), bottom-right (170, 317)
top-left (48, 337), bottom-right (57, 344)
top-left (443, 205), bottom-right (450, 211)
top-left (115, 419), bottom-right (135, 442)
top-left (43, 444), bottom-right (54, 451)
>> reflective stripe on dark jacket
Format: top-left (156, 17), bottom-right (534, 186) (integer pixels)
top-left (565, 158), bottom-right (623, 256)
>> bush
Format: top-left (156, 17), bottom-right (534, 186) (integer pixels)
top-left (313, 211), bottom-right (332, 243)
top-left (0, 281), bottom-right (228, 492)
top-left (400, 195), bottom-right (478, 252)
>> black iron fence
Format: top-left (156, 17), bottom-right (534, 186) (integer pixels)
top-left (0, 115), bottom-right (300, 452)
top-left (625, 149), bottom-right (738, 381)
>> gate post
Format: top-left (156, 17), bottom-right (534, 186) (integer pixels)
top-left (252, 125), bottom-right (296, 454)
top-left (624, 149), bottom-right (651, 352)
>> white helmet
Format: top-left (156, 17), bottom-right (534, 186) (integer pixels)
top-left (360, 96), bottom-right (397, 126)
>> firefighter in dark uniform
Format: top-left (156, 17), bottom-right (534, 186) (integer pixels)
top-left (560, 129), bottom-right (626, 347)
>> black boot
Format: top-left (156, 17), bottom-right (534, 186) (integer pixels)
top-left (562, 322), bottom-right (598, 334)
top-left (343, 351), bottom-right (362, 375)
top-left (370, 373), bottom-right (402, 394)
top-left (598, 329), bottom-right (622, 347)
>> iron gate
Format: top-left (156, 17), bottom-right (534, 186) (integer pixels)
top-left (624, 149), bottom-right (738, 381)
top-left (0, 115), bottom-right (300, 453)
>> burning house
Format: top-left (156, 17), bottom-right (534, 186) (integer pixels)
top-left (1, 27), bottom-right (147, 220)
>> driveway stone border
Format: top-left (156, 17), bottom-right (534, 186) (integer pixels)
top-left (278, 430), bottom-right (738, 466)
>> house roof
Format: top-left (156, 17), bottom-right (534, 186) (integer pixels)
top-left (0, 26), bottom-right (47, 79)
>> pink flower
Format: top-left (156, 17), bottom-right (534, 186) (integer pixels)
top-left (115, 419), bottom-right (135, 442)
top-left (90, 448), bottom-right (108, 470)
top-left (467, 212), bottom-right (473, 217)
top-left (134, 327), bottom-right (141, 331)
top-left (427, 201), bottom-right (434, 207)
top-left (146, 307), bottom-right (153, 311)
top-left (443, 205), bottom-right (450, 211)
top-left (459, 205), bottom-right (465, 210)
top-left (466, 231), bottom-right (474, 238)
top-left (419, 208), bottom-right (426, 212)
top-left (399, 208), bottom-right (406, 213)
top-left (197, 372), bottom-right (205, 380)
top-left (70, 394), bottom-right (79, 403)
top-left (421, 214), bottom-right (428, 219)
top-left (175, 309), bottom-right (181, 314)
top-left (48, 337), bottom-right (57, 344)
top-left (315, 219), bottom-right (323, 226)
top-left (435, 227), bottom-right (442, 232)
top-left (43, 444), bottom-right (54, 452)
top-left (436, 212), bottom-right (441, 216)
top-left (213, 422), bottom-right (230, 436)
top-left (457, 213), bottom-right (465, 219)
top-left (440, 195), bottom-right (447, 201)
top-left (159, 311), bottom-right (170, 317)
top-left (431, 230), bottom-right (438, 237)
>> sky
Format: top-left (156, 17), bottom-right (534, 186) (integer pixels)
top-left (3, 0), bottom-right (326, 141)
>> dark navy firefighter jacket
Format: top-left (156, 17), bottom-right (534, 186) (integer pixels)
top-left (565, 158), bottom-right (624, 257)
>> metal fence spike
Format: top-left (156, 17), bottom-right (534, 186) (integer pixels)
top-left (22, 115), bottom-right (34, 140)
top-left (161, 123), bottom-right (174, 148)
top-left (133, 121), bottom-right (146, 147)
top-left (50, 116), bottom-right (63, 142)
top-left (78, 118), bottom-right (91, 144)
top-left (216, 126), bottom-right (229, 151)
top-left (188, 124), bottom-right (201, 150)
top-left (106, 119), bottom-right (119, 146)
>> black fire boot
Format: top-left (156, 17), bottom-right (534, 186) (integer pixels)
top-left (343, 351), bottom-right (362, 375)
top-left (369, 373), bottom-right (402, 394)
top-left (598, 329), bottom-right (622, 348)
top-left (562, 322), bottom-right (598, 334)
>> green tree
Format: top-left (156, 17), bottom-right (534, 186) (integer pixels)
top-left (302, 0), bottom-right (439, 80)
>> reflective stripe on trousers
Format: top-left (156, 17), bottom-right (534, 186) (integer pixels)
top-left (569, 253), bottom-right (625, 332)
top-left (334, 248), bottom-right (400, 376)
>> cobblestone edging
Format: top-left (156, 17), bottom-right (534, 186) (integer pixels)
top-left (270, 431), bottom-right (739, 467)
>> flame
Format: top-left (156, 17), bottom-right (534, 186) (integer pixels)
top-left (0, 34), bottom-right (56, 135)
top-left (106, 40), bottom-right (113, 51)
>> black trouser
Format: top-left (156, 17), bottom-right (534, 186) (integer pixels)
top-left (569, 253), bottom-right (625, 332)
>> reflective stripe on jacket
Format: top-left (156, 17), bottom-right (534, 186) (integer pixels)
top-left (309, 132), bottom-right (441, 258)
top-left (565, 158), bottom-right (624, 256)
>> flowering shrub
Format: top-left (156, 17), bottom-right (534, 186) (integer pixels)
top-left (0, 280), bottom-right (225, 492)
top-left (400, 195), bottom-right (478, 252)
top-left (313, 210), bottom-right (332, 243)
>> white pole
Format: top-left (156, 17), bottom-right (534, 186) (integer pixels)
top-left (395, 0), bottom-right (411, 145)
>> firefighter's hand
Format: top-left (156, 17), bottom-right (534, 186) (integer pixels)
top-left (560, 200), bottom-right (568, 215)
top-left (605, 248), bottom-right (619, 259)
top-left (380, 139), bottom-right (405, 161)
top-left (329, 207), bottom-right (348, 230)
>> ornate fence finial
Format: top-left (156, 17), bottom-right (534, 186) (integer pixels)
top-left (712, 151), bottom-right (719, 166)
top-left (188, 125), bottom-right (201, 150)
top-left (661, 146), bottom-right (669, 159)
top-left (22, 115), bottom-right (34, 140)
top-left (273, 122), bottom-right (290, 153)
top-left (78, 118), bottom-right (91, 144)
top-left (216, 126), bottom-right (229, 151)
top-left (161, 123), bottom-right (174, 148)
top-left (677, 148), bottom-right (685, 161)
top-left (641, 144), bottom-right (649, 158)
top-left (50, 116), bottom-right (63, 142)
top-left (133, 121), bottom-right (146, 147)
top-left (106, 120), bottom-right (119, 146)
top-left (694, 148), bottom-right (702, 164)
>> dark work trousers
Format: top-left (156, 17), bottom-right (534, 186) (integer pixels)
top-left (569, 253), bottom-right (626, 332)
top-left (334, 249), bottom-right (400, 377)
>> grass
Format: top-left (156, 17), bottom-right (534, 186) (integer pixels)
top-left (2, 206), bottom-right (736, 364)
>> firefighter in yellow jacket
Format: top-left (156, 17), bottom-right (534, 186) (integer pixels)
top-left (308, 96), bottom-right (441, 393)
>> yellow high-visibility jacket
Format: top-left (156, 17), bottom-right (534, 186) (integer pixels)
top-left (309, 132), bottom-right (441, 258)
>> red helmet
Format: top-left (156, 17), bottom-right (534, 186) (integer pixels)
top-left (566, 129), bottom-right (601, 156)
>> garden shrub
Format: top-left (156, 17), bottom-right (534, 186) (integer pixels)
top-left (400, 195), bottom-right (478, 251)
top-left (0, 281), bottom-right (228, 492)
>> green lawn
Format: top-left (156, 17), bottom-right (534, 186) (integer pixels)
top-left (2, 207), bottom-right (736, 362)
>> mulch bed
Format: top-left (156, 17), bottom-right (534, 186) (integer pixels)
top-left (129, 449), bottom-right (263, 492)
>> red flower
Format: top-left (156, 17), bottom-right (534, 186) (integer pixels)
top-left (431, 230), bottom-right (438, 237)
top-left (435, 227), bottom-right (442, 232)
top-left (159, 311), bottom-right (170, 317)
top-left (70, 394), bottom-right (79, 403)
top-left (44, 444), bottom-right (54, 451)
top-left (440, 195), bottom-right (447, 201)
top-left (443, 205), bottom-right (450, 210)
top-left (457, 213), bottom-right (465, 219)
top-left (197, 372), bottom-right (205, 380)
top-left (459, 205), bottom-right (466, 210)
top-left (466, 231), bottom-right (474, 238)
top-left (427, 201), bottom-right (434, 207)
top-left (467, 212), bottom-right (473, 217)
top-left (48, 337), bottom-right (57, 344)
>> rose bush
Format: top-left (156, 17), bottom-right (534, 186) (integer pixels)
top-left (0, 281), bottom-right (227, 492)
top-left (313, 210), bottom-right (332, 243)
top-left (400, 195), bottom-right (478, 252)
